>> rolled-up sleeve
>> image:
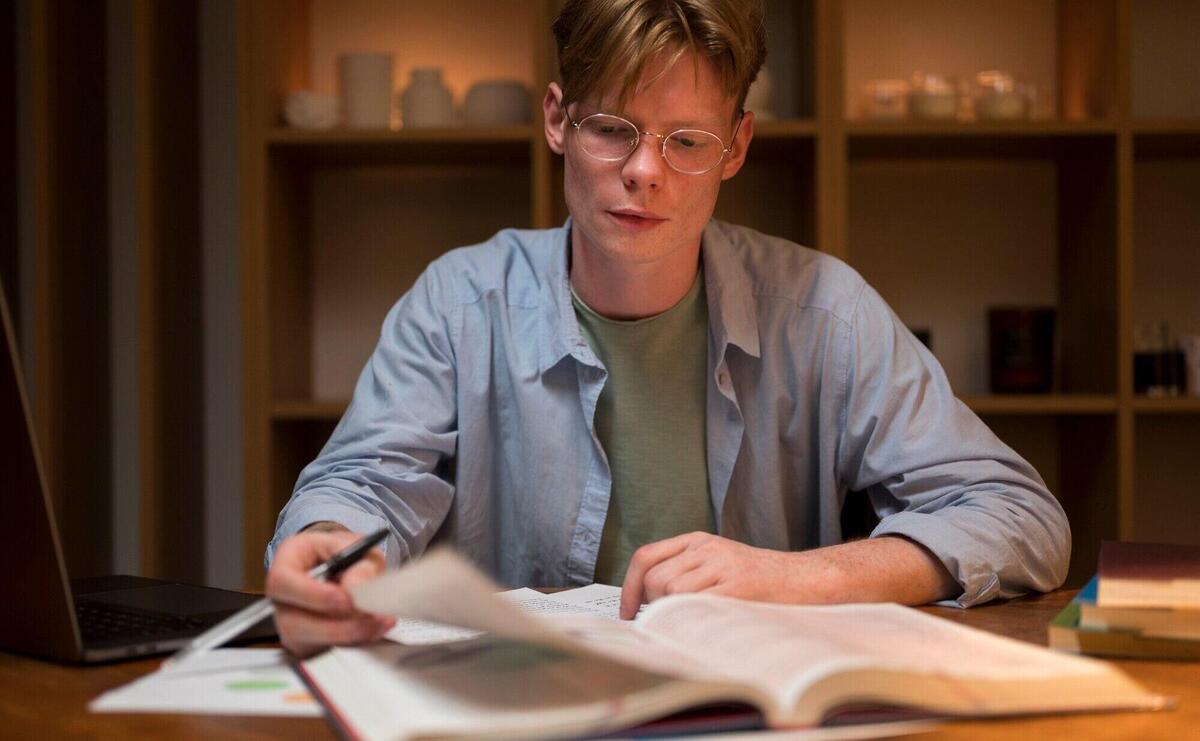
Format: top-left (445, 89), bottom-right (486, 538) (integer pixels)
top-left (264, 263), bottom-right (459, 571)
top-left (836, 285), bottom-right (1070, 607)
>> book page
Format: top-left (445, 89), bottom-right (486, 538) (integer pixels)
top-left (307, 637), bottom-right (689, 741)
top-left (635, 595), bottom-right (1117, 706)
top-left (383, 584), bottom-right (634, 645)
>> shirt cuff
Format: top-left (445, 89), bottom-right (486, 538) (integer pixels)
top-left (263, 498), bottom-right (395, 572)
top-left (869, 511), bottom-right (1003, 608)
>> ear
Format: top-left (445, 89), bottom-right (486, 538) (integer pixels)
top-left (543, 82), bottom-right (567, 155)
top-left (719, 110), bottom-right (755, 182)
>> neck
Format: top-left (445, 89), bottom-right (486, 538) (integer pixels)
top-left (569, 234), bottom-right (701, 320)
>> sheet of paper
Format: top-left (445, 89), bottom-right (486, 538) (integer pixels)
top-left (89, 648), bottom-right (322, 717)
top-left (382, 582), bottom-right (631, 645)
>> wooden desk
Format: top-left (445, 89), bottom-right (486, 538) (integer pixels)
top-left (1, 590), bottom-right (1194, 740)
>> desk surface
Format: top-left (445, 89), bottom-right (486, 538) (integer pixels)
top-left (1, 589), bottom-right (1195, 740)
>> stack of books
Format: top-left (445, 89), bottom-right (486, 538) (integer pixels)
top-left (1050, 541), bottom-right (1200, 660)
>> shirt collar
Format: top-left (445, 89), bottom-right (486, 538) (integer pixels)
top-left (538, 218), bottom-right (595, 373)
top-left (537, 218), bottom-right (762, 375)
top-left (700, 220), bottom-right (762, 360)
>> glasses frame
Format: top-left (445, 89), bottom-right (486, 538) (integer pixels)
top-left (561, 103), bottom-right (745, 175)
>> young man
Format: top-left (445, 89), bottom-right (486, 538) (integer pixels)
top-left (265, 0), bottom-right (1070, 657)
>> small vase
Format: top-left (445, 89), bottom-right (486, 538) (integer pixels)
top-left (401, 68), bottom-right (454, 128)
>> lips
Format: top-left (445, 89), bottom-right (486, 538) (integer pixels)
top-left (607, 209), bottom-right (667, 231)
top-left (609, 208), bottom-right (666, 221)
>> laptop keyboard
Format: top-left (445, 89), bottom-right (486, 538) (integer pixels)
top-left (76, 601), bottom-right (209, 643)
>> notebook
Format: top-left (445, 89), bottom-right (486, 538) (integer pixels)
top-left (0, 277), bottom-right (274, 663)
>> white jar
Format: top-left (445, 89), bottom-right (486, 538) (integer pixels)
top-left (973, 71), bottom-right (1031, 121)
top-left (401, 68), bottom-right (455, 128)
top-left (909, 72), bottom-right (959, 120)
top-left (863, 79), bottom-right (910, 120)
top-left (464, 80), bottom-right (531, 126)
top-left (338, 53), bottom-right (393, 129)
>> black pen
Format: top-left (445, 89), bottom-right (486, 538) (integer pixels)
top-left (163, 527), bottom-right (389, 669)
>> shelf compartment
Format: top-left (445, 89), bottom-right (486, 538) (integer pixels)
top-left (1132, 0), bottom-right (1200, 120)
top-left (266, 158), bottom-right (532, 402)
top-left (760, 0), bottom-right (817, 119)
top-left (1133, 415), bottom-right (1200, 546)
top-left (714, 136), bottom-right (816, 247)
top-left (848, 135), bottom-right (1118, 397)
top-left (303, 0), bottom-right (537, 123)
top-left (962, 394), bottom-right (1117, 415)
top-left (980, 414), bottom-right (1118, 586)
top-left (842, 0), bottom-right (1117, 122)
top-left (1132, 155), bottom-right (1200, 399)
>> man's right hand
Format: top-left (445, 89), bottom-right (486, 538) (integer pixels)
top-left (265, 528), bottom-right (395, 657)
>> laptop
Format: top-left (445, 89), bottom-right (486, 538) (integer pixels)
top-left (0, 278), bottom-right (275, 663)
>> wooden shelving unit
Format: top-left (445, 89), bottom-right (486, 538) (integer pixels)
top-left (961, 395), bottom-right (1119, 416)
top-left (238, 0), bottom-right (1200, 588)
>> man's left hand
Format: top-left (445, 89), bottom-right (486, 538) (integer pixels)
top-left (618, 531), bottom-right (960, 619)
top-left (619, 532), bottom-right (810, 619)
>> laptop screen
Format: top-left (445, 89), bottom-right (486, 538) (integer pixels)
top-left (0, 278), bottom-right (84, 661)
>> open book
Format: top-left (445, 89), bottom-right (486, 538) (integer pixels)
top-left (297, 550), bottom-right (1167, 741)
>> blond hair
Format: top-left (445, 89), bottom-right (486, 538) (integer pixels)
top-left (552, 0), bottom-right (767, 118)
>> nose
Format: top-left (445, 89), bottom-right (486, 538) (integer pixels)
top-left (620, 133), bottom-right (664, 191)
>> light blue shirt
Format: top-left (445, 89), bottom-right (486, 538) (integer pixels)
top-left (267, 220), bottom-right (1070, 607)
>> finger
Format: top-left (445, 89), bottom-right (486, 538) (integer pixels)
top-left (338, 549), bottom-right (387, 591)
top-left (275, 604), bottom-right (390, 656)
top-left (658, 562), bottom-right (721, 598)
top-left (641, 547), bottom-right (710, 602)
top-left (620, 534), bottom-right (696, 619)
top-left (267, 532), bottom-right (364, 613)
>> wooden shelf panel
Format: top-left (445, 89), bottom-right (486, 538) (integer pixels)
top-left (845, 120), bottom-right (1118, 137)
top-left (1132, 119), bottom-right (1200, 135)
top-left (271, 400), bottom-right (348, 421)
top-left (267, 126), bottom-right (535, 145)
top-left (266, 129), bottom-right (533, 168)
top-left (846, 127), bottom-right (1116, 160)
top-left (1133, 397), bottom-right (1200, 415)
top-left (962, 394), bottom-right (1118, 415)
top-left (752, 119), bottom-right (818, 138)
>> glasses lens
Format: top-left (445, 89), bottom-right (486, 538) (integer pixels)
top-left (576, 115), bottom-right (638, 160)
top-left (664, 130), bottom-right (725, 173)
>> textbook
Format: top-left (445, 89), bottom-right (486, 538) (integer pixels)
top-left (1097, 541), bottom-right (1200, 609)
top-left (297, 550), bottom-right (1167, 741)
top-left (1051, 577), bottom-right (1200, 660)
top-left (1079, 576), bottom-right (1200, 642)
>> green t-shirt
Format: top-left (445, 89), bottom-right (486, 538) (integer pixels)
top-left (572, 271), bottom-right (715, 585)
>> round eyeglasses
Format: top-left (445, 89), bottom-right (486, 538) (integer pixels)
top-left (563, 106), bottom-right (744, 175)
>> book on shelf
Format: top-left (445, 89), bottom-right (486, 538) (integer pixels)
top-left (294, 549), bottom-right (1167, 741)
top-left (1098, 541), bottom-right (1200, 609)
top-left (1049, 577), bottom-right (1200, 661)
